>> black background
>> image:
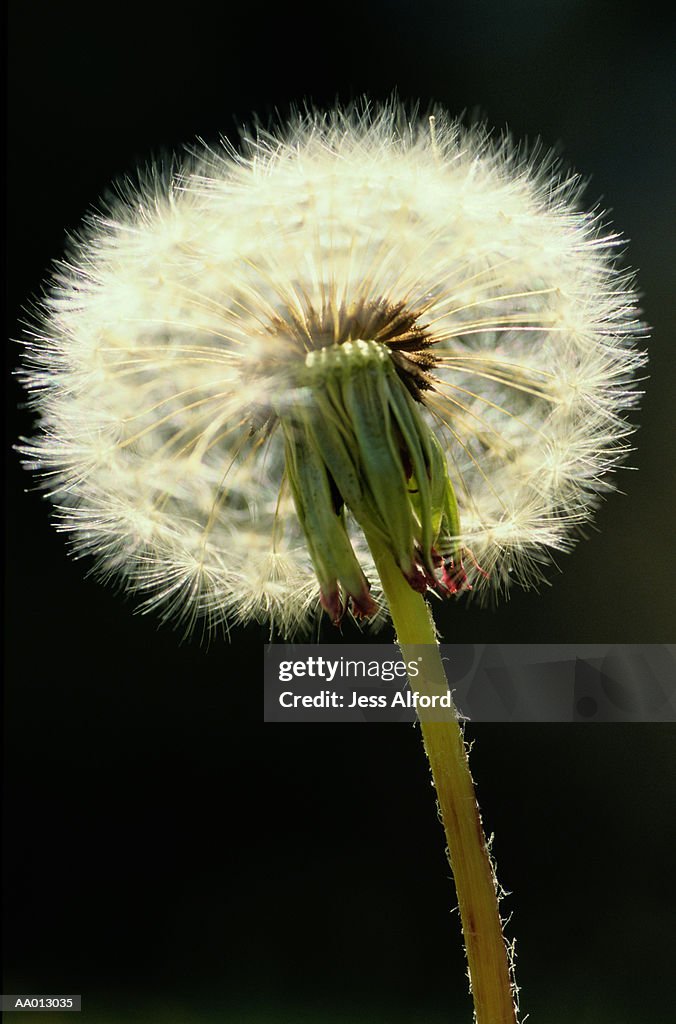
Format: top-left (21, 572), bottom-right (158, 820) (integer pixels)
top-left (5, 3), bottom-right (676, 1022)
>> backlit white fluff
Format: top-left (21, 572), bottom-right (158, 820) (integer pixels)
top-left (18, 102), bottom-right (646, 636)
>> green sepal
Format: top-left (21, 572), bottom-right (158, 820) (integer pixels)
top-left (277, 339), bottom-right (466, 615)
top-left (280, 410), bottom-right (376, 621)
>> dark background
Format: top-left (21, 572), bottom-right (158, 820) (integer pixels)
top-left (4, 2), bottom-right (675, 1022)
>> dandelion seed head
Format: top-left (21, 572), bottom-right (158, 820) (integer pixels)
top-left (18, 101), bottom-right (646, 636)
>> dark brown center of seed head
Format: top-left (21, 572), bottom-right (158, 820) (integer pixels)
top-left (269, 297), bottom-right (439, 401)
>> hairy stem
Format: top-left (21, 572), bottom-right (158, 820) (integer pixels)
top-left (368, 537), bottom-right (518, 1024)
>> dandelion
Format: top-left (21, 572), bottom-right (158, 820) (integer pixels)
top-left (18, 103), bottom-right (644, 639)
top-left (17, 101), bottom-right (646, 1023)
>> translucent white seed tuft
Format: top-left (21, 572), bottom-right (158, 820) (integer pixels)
top-left (17, 102), bottom-right (647, 637)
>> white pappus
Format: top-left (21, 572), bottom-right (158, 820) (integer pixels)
top-left (17, 101), bottom-right (647, 638)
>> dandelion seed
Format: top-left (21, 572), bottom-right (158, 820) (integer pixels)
top-left (18, 102), bottom-right (646, 636)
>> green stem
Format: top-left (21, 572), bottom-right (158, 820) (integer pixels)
top-left (369, 537), bottom-right (518, 1024)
